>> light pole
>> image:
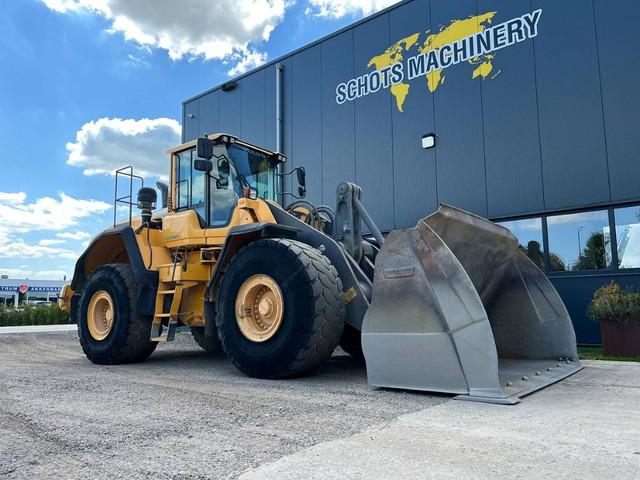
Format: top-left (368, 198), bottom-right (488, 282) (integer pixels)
top-left (577, 226), bottom-right (584, 259)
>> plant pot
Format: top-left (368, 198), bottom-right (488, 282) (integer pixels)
top-left (600, 319), bottom-right (640, 357)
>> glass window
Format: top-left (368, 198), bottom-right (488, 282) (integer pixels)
top-left (613, 205), bottom-right (640, 269)
top-left (497, 218), bottom-right (545, 271)
top-left (547, 210), bottom-right (612, 272)
top-left (227, 145), bottom-right (279, 201)
top-left (209, 174), bottom-right (237, 227)
top-left (177, 150), bottom-right (191, 210)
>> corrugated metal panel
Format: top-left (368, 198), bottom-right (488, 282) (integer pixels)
top-left (481, 0), bottom-right (544, 218)
top-left (431, 0), bottom-right (487, 217)
top-left (198, 91), bottom-right (219, 137)
top-left (264, 64), bottom-right (277, 152)
top-left (353, 13), bottom-right (395, 231)
top-left (183, 100), bottom-right (199, 142)
top-left (291, 46), bottom-right (323, 205)
top-left (594, 0), bottom-right (640, 203)
top-left (219, 80), bottom-right (242, 136)
top-left (240, 69), bottom-right (266, 147)
top-left (321, 31), bottom-right (356, 207)
top-left (533, 0), bottom-right (609, 210)
top-left (389, 0), bottom-right (438, 228)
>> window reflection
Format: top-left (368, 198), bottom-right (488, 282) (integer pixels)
top-left (547, 210), bottom-right (611, 271)
top-left (614, 206), bottom-right (640, 269)
top-left (497, 218), bottom-right (545, 271)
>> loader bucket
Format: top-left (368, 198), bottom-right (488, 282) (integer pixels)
top-left (362, 204), bottom-right (582, 404)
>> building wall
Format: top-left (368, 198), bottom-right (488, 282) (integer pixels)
top-left (182, 0), bottom-right (640, 344)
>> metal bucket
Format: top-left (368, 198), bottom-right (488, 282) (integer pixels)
top-left (362, 204), bottom-right (581, 404)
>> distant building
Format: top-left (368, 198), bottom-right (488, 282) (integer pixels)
top-left (0, 277), bottom-right (66, 307)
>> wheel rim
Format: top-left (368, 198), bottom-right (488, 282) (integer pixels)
top-left (87, 290), bottom-right (114, 341)
top-left (235, 274), bottom-right (284, 342)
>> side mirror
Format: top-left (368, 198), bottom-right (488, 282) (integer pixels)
top-left (298, 186), bottom-right (306, 198)
top-left (296, 167), bottom-right (306, 187)
top-left (197, 137), bottom-right (214, 159)
top-left (194, 159), bottom-right (213, 172)
top-left (155, 181), bottom-right (168, 208)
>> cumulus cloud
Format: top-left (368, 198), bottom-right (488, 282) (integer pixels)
top-left (65, 117), bottom-right (180, 179)
top-left (57, 231), bottom-right (91, 240)
top-left (0, 267), bottom-right (69, 280)
top-left (306, 0), bottom-right (399, 18)
top-left (41, 0), bottom-right (288, 75)
top-left (227, 49), bottom-right (268, 76)
top-left (0, 192), bottom-right (110, 234)
top-left (39, 239), bottom-right (67, 246)
top-left (0, 192), bottom-right (110, 260)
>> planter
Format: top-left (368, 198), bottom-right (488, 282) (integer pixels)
top-left (600, 320), bottom-right (640, 357)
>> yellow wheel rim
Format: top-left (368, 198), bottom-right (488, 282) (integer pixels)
top-left (87, 290), bottom-right (114, 341)
top-left (235, 274), bottom-right (284, 342)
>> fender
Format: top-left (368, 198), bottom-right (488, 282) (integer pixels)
top-left (70, 224), bottom-right (158, 317)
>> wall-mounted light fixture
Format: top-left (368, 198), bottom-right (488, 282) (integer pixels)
top-left (221, 81), bottom-right (237, 92)
top-left (421, 133), bottom-right (436, 149)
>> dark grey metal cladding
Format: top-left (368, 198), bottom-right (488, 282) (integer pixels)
top-left (480, 0), bottom-right (544, 218)
top-left (198, 90), bottom-right (220, 137)
top-left (594, 0), bottom-right (640, 202)
top-left (430, 0), bottom-right (487, 217)
top-left (353, 13), bottom-right (395, 231)
top-left (240, 69), bottom-right (266, 147)
top-left (321, 31), bottom-right (356, 207)
top-left (533, 0), bottom-right (609, 209)
top-left (183, 99), bottom-right (199, 143)
top-left (219, 77), bottom-right (242, 135)
top-left (291, 46), bottom-right (323, 206)
top-left (389, 0), bottom-right (438, 227)
top-left (182, 0), bottom-right (640, 227)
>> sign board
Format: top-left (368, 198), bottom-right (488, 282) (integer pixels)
top-left (335, 9), bottom-right (542, 112)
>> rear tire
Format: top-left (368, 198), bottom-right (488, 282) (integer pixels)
top-left (216, 239), bottom-right (344, 379)
top-left (78, 264), bottom-right (157, 364)
top-left (191, 327), bottom-right (221, 354)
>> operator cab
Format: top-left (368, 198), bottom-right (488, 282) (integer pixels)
top-left (167, 134), bottom-right (286, 227)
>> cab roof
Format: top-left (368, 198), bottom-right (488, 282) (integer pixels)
top-left (166, 133), bottom-right (286, 163)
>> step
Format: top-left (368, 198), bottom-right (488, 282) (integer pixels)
top-left (158, 289), bottom-right (176, 295)
top-left (154, 313), bottom-right (172, 318)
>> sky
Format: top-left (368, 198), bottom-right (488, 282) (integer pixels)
top-left (0, 0), bottom-right (400, 281)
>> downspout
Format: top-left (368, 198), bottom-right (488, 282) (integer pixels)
top-left (275, 63), bottom-right (285, 206)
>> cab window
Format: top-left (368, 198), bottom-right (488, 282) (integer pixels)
top-left (175, 148), bottom-right (206, 221)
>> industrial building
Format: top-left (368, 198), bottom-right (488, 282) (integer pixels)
top-left (180, 0), bottom-right (639, 344)
top-left (0, 276), bottom-right (66, 307)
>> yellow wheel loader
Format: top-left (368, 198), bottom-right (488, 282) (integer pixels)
top-left (59, 133), bottom-right (581, 404)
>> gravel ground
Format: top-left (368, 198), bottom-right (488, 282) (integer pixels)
top-left (0, 331), bottom-right (445, 479)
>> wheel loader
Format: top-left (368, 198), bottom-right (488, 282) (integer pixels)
top-left (59, 133), bottom-right (581, 404)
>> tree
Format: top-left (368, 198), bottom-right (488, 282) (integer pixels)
top-left (574, 232), bottom-right (607, 271)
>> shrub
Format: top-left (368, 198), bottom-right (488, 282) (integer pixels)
top-left (0, 303), bottom-right (71, 327)
top-left (587, 282), bottom-right (640, 325)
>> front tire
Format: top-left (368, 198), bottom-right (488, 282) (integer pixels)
top-left (78, 264), bottom-right (157, 364)
top-left (216, 239), bottom-right (344, 379)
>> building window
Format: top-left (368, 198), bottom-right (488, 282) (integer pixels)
top-left (613, 206), bottom-right (640, 269)
top-left (547, 210), bottom-right (612, 272)
top-left (497, 218), bottom-right (545, 271)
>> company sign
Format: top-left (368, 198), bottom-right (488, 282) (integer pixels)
top-left (335, 9), bottom-right (542, 112)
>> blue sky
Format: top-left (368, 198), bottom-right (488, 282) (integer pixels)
top-left (0, 0), bottom-right (398, 280)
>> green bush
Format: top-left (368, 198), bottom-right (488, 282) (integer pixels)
top-left (587, 282), bottom-right (640, 325)
top-left (0, 303), bottom-right (71, 327)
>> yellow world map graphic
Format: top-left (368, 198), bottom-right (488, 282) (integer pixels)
top-left (368, 12), bottom-right (498, 112)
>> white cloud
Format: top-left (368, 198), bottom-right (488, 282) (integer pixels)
top-left (39, 239), bottom-right (67, 246)
top-left (41, 0), bottom-right (289, 75)
top-left (0, 192), bottom-right (109, 261)
top-left (0, 267), bottom-right (70, 280)
top-left (227, 48), bottom-right (268, 76)
top-left (0, 192), bottom-right (27, 204)
top-left (306, 0), bottom-right (399, 18)
top-left (57, 231), bottom-right (91, 240)
top-left (0, 192), bottom-right (110, 234)
top-left (66, 117), bottom-right (180, 179)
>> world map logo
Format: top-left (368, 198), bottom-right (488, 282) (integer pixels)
top-left (335, 10), bottom-right (542, 112)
